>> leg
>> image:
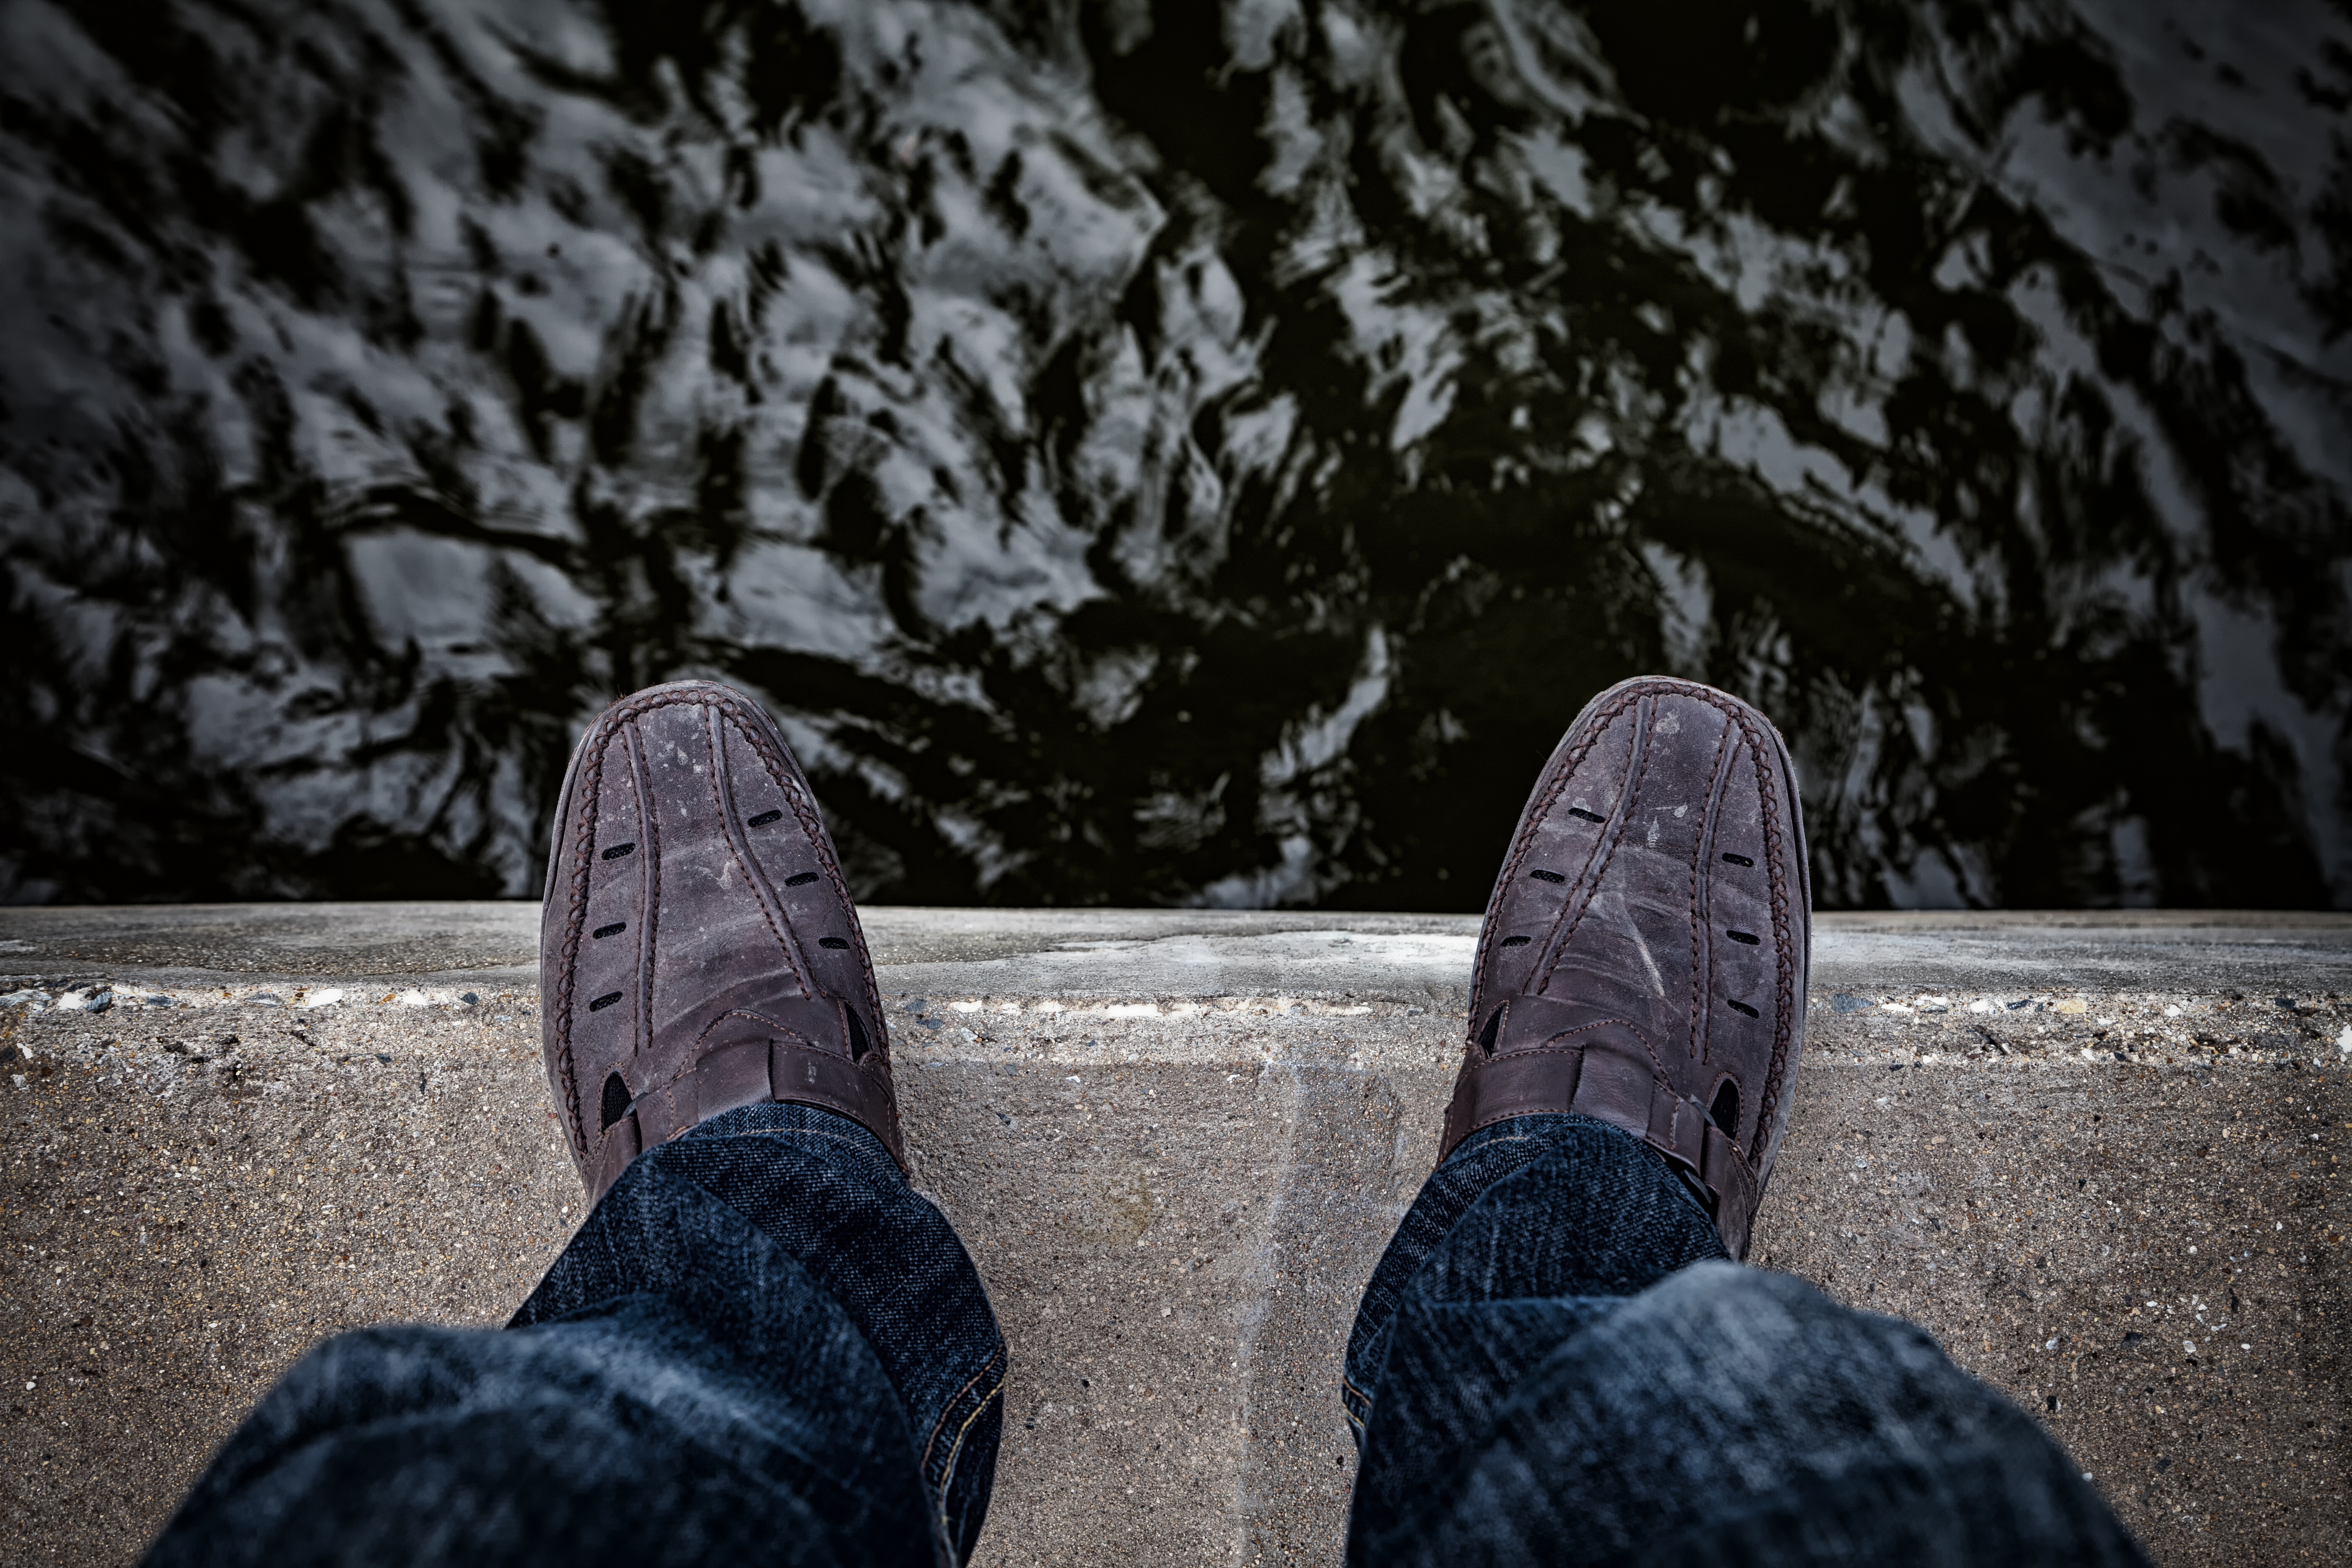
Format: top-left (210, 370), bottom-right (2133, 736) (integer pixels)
top-left (1342, 1112), bottom-right (1727, 1442)
top-left (150, 682), bottom-right (1004, 1566)
top-left (149, 1104), bottom-right (1003, 1568)
top-left (1346, 678), bottom-right (2145, 1565)
top-left (1344, 1114), bottom-right (2144, 1567)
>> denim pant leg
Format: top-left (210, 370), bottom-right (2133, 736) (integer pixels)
top-left (1344, 1113), bottom-right (2146, 1568)
top-left (146, 1104), bottom-right (1005, 1568)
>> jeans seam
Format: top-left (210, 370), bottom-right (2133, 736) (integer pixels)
top-left (925, 1344), bottom-right (1007, 1542)
top-left (1341, 1373), bottom-right (1372, 1435)
top-left (704, 1125), bottom-right (872, 1151)
top-left (1445, 1129), bottom-right (1550, 1165)
top-left (685, 1123), bottom-right (906, 1180)
top-left (922, 1341), bottom-right (1006, 1473)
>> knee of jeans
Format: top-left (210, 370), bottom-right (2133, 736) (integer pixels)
top-left (1670, 1254), bottom-right (1865, 1307)
top-left (1629, 1260), bottom-right (1955, 1377)
top-left (1613, 1259), bottom-right (1816, 1347)
top-left (1654, 1257), bottom-right (1762, 1295)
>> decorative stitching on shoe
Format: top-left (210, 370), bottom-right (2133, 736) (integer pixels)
top-left (628, 721), bottom-right (661, 1083)
top-left (700, 686), bottom-right (904, 1151)
top-left (1687, 713), bottom-right (1733, 1067)
top-left (1455, 1082), bottom-right (1663, 1150)
top-left (1742, 704), bottom-right (1798, 1176)
top-left (704, 703), bottom-right (808, 994)
top-left (552, 726), bottom-right (605, 1162)
top-left (721, 694), bottom-right (882, 1017)
top-left (1458, 1019), bottom-right (1669, 1149)
top-left (1465, 685), bottom-right (1646, 1043)
top-left (1534, 701), bottom-right (1654, 994)
top-left (617, 1009), bottom-right (820, 1111)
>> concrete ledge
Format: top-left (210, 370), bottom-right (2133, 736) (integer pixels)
top-left (2, 907), bottom-right (2348, 1565)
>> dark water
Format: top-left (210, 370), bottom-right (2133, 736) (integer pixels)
top-left (2, 0), bottom-right (2348, 910)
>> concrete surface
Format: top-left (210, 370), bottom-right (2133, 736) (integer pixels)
top-left (1, 905), bottom-right (2347, 1565)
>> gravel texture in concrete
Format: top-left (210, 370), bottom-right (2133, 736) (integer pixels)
top-left (1, 906), bottom-right (2346, 1566)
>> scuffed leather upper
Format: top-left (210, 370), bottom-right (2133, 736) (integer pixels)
top-left (1441, 677), bottom-right (1811, 1257)
top-left (540, 681), bottom-right (901, 1202)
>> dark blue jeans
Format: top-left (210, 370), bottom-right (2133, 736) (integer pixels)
top-left (1343, 1116), bottom-right (2146, 1567)
top-left (147, 1104), bottom-right (1004, 1568)
top-left (148, 1111), bottom-right (2142, 1567)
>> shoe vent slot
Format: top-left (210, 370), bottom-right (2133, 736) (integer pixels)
top-left (1725, 998), bottom-right (1759, 1019)
top-left (1709, 1080), bottom-right (1740, 1139)
top-left (818, 936), bottom-right (851, 949)
top-left (1568, 808), bottom-right (1607, 823)
top-left (1528, 869), bottom-right (1566, 884)
top-left (599, 1072), bottom-right (632, 1131)
top-left (784, 872), bottom-right (820, 887)
top-left (588, 991), bottom-right (624, 1012)
top-left (600, 842), bottom-right (637, 861)
top-left (746, 809), bottom-right (784, 827)
top-left (592, 922), bottom-right (627, 940)
top-left (1478, 1007), bottom-right (1504, 1055)
top-left (847, 1008), bottom-right (871, 1061)
top-left (1720, 852), bottom-right (1753, 867)
top-left (1725, 929), bottom-right (1760, 945)
top-left (1500, 936), bottom-right (1531, 948)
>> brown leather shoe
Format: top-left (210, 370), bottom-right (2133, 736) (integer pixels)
top-left (1440, 676), bottom-right (1811, 1257)
top-left (539, 680), bottom-right (903, 1202)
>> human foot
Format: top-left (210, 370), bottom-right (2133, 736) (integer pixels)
top-left (1440, 677), bottom-right (1810, 1256)
top-left (539, 681), bottom-right (902, 1202)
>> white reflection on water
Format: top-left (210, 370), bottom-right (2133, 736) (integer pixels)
top-left (0, 0), bottom-right (2346, 910)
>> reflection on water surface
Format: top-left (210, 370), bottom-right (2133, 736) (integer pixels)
top-left (2, 0), bottom-right (2347, 908)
